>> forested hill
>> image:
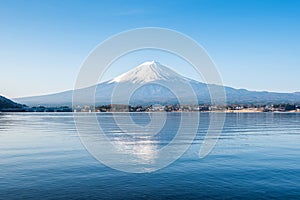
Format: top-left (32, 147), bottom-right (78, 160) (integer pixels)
top-left (0, 95), bottom-right (25, 111)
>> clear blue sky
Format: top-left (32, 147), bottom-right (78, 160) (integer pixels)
top-left (1, 0), bottom-right (299, 98)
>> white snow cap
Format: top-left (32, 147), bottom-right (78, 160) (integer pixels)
top-left (109, 61), bottom-right (187, 84)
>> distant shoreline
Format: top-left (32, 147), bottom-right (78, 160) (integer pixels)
top-left (1, 110), bottom-right (300, 113)
top-left (2, 103), bottom-right (300, 113)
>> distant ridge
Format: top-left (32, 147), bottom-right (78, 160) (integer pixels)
top-left (14, 61), bottom-right (300, 106)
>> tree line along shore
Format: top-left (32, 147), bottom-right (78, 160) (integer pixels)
top-left (72, 103), bottom-right (300, 113)
top-left (1, 99), bottom-right (300, 113)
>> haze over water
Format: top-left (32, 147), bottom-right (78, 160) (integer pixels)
top-left (1, 112), bottom-right (299, 199)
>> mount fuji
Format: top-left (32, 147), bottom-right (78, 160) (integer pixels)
top-left (109, 61), bottom-right (190, 84)
top-left (15, 61), bottom-right (300, 106)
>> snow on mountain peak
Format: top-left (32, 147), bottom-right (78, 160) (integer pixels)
top-left (109, 61), bottom-right (187, 84)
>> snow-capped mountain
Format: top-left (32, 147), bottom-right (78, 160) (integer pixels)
top-left (109, 61), bottom-right (189, 84)
top-left (101, 61), bottom-right (198, 105)
top-left (14, 61), bottom-right (300, 106)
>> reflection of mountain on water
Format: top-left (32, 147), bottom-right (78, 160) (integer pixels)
top-left (74, 112), bottom-right (200, 172)
top-left (97, 113), bottom-right (180, 166)
top-left (112, 138), bottom-right (159, 165)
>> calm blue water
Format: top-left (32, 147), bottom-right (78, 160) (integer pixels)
top-left (0, 112), bottom-right (300, 199)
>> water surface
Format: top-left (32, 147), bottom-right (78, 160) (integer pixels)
top-left (0, 113), bottom-right (299, 199)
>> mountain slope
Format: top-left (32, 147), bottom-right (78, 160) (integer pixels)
top-left (109, 61), bottom-right (189, 84)
top-left (14, 61), bottom-right (300, 106)
top-left (0, 95), bottom-right (25, 111)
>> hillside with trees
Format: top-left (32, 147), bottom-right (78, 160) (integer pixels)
top-left (0, 95), bottom-right (25, 111)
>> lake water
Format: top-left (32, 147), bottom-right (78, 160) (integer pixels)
top-left (0, 112), bottom-right (300, 199)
